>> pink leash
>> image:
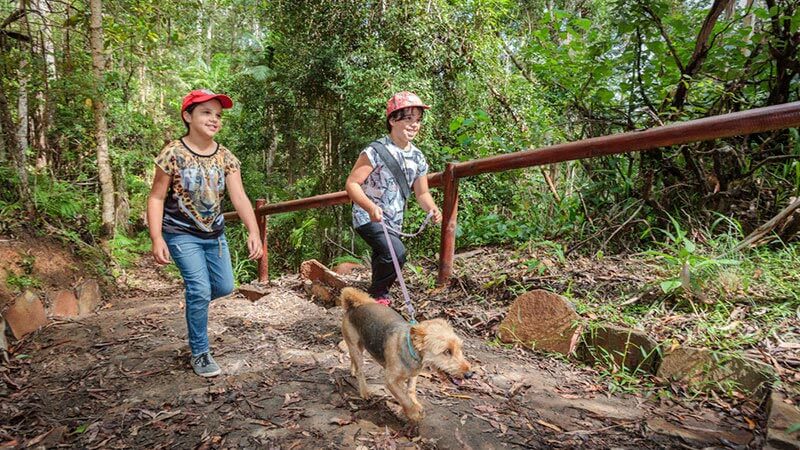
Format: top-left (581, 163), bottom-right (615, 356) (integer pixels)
top-left (379, 211), bottom-right (434, 324)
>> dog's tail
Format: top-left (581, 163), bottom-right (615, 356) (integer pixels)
top-left (340, 287), bottom-right (375, 311)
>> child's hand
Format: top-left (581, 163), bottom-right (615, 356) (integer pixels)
top-left (369, 206), bottom-right (383, 222)
top-left (429, 206), bottom-right (442, 224)
top-left (152, 238), bottom-right (171, 265)
top-left (247, 232), bottom-right (264, 260)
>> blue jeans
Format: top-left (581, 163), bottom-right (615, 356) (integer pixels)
top-left (163, 232), bottom-right (234, 356)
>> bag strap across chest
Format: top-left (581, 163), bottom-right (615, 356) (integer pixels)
top-left (370, 140), bottom-right (411, 202)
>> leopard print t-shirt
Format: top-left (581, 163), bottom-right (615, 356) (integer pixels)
top-left (155, 139), bottom-right (241, 239)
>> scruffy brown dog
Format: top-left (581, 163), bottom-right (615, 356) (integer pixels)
top-left (340, 287), bottom-right (473, 422)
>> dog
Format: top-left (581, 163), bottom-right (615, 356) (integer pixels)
top-left (340, 287), bottom-right (473, 422)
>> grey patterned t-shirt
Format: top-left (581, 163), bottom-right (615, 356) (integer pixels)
top-left (352, 136), bottom-right (429, 230)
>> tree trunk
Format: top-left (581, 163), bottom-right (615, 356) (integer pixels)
top-left (16, 59), bottom-right (29, 157)
top-left (265, 106), bottom-right (277, 174)
top-left (63, 5), bottom-right (72, 74)
top-left (33, 0), bottom-right (55, 168)
top-left (200, 0), bottom-right (214, 67)
top-left (89, 0), bottom-right (115, 237)
top-left (765, 0), bottom-right (799, 105)
top-left (0, 81), bottom-right (35, 217)
top-left (0, 121), bottom-right (5, 163)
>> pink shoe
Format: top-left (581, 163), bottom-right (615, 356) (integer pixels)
top-left (375, 296), bottom-right (391, 306)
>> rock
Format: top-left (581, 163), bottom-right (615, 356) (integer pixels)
top-left (238, 283), bottom-right (270, 302)
top-left (497, 290), bottom-right (581, 355)
top-left (75, 279), bottom-right (101, 316)
top-left (303, 280), bottom-right (336, 306)
top-left (299, 260), bottom-right (347, 289)
top-left (578, 324), bottom-right (659, 374)
top-left (766, 392), bottom-right (800, 449)
top-left (523, 391), bottom-right (643, 422)
top-left (657, 347), bottom-right (775, 398)
top-left (332, 262), bottom-right (364, 276)
top-left (48, 290), bottom-right (79, 318)
top-left (4, 290), bottom-right (48, 339)
top-left (646, 416), bottom-right (752, 447)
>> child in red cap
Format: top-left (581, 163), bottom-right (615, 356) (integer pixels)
top-left (345, 91), bottom-right (443, 306)
top-left (147, 89), bottom-right (263, 377)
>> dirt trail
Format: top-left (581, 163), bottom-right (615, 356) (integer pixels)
top-left (2, 262), bottom-right (760, 449)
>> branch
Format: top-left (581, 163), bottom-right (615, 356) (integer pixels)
top-left (498, 35), bottom-right (535, 84)
top-left (639, 2), bottom-right (684, 72)
top-left (1, 8), bottom-right (25, 30)
top-left (735, 197), bottom-right (800, 251)
top-left (635, 27), bottom-right (660, 123)
top-left (0, 30), bottom-right (31, 42)
top-left (671, 0), bottom-right (735, 111)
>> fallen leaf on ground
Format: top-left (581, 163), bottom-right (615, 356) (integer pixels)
top-left (536, 419), bottom-right (563, 432)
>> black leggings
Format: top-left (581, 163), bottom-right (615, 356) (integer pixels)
top-left (355, 222), bottom-right (406, 298)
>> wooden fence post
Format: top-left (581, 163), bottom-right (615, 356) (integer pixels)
top-left (437, 163), bottom-right (459, 286)
top-left (255, 198), bottom-right (269, 284)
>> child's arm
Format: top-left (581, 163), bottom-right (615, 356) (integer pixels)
top-left (147, 167), bottom-right (172, 265)
top-left (226, 171), bottom-right (264, 261)
top-left (346, 153), bottom-right (383, 222)
top-left (413, 175), bottom-right (442, 224)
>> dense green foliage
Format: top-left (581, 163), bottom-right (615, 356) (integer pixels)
top-left (0, 0), bottom-right (798, 283)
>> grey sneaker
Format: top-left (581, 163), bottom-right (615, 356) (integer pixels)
top-left (191, 352), bottom-right (221, 377)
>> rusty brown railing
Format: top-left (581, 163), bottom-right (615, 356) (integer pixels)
top-left (224, 101), bottom-right (800, 285)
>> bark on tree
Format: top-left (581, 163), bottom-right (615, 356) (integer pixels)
top-left (0, 80), bottom-right (35, 217)
top-left (0, 120), bottom-right (5, 162)
top-left (33, 0), bottom-right (55, 167)
top-left (89, 0), bottom-right (116, 237)
top-left (16, 59), bottom-right (28, 157)
top-left (265, 106), bottom-right (277, 174)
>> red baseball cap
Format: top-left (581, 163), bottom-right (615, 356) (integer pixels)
top-left (385, 91), bottom-right (430, 117)
top-left (181, 89), bottom-right (233, 113)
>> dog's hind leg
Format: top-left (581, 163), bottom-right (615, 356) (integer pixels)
top-left (342, 320), bottom-right (370, 399)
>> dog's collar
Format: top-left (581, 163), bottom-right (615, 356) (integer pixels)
top-left (405, 329), bottom-right (421, 363)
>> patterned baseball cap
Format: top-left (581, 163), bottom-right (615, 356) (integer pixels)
top-left (181, 89), bottom-right (233, 113)
top-left (385, 91), bottom-right (430, 117)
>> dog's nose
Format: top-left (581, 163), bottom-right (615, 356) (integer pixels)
top-left (464, 371), bottom-right (474, 379)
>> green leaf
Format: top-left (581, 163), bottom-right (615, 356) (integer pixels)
top-left (753, 7), bottom-right (770, 19)
top-left (596, 88), bottom-right (614, 102)
top-left (449, 118), bottom-right (463, 132)
top-left (74, 423), bottom-right (89, 434)
top-left (660, 279), bottom-right (682, 293)
top-left (63, 14), bottom-right (86, 28)
top-left (573, 18), bottom-right (591, 31)
top-left (554, 9), bottom-right (570, 21)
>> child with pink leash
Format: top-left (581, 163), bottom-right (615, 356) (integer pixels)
top-left (345, 91), bottom-right (443, 307)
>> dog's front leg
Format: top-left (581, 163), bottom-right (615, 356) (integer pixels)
top-left (407, 375), bottom-right (421, 409)
top-left (386, 374), bottom-right (423, 422)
